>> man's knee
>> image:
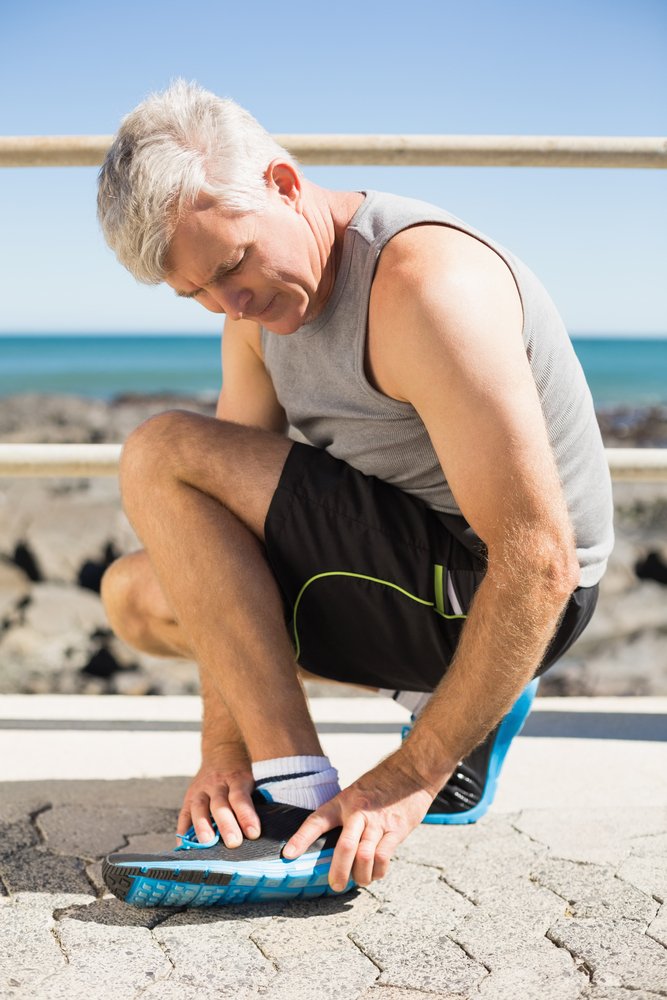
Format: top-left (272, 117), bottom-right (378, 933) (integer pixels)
top-left (101, 552), bottom-right (154, 651)
top-left (120, 409), bottom-right (208, 491)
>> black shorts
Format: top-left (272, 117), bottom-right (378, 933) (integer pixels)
top-left (264, 443), bottom-right (598, 692)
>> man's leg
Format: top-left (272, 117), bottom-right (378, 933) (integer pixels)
top-left (119, 410), bottom-right (322, 764)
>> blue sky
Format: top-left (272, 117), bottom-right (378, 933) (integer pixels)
top-left (0, 0), bottom-right (665, 335)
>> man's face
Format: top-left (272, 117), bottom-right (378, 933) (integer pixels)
top-left (164, 182), bottom-right (323, 335)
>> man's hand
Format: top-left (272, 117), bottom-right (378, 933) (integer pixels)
top-left (282, 753), bottom-right (440, 891)
top-left (177, 741), bottom-right (260, 848)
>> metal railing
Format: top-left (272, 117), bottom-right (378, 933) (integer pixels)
top-left (0, 444), bottom-right (665, 482)
top-left (1, 134), bottom-right (666, 169)
top-left (1, 132), bottom-right (664, 480)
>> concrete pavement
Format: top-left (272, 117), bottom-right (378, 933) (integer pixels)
top-left (1, 694), bottom-right (667, 998)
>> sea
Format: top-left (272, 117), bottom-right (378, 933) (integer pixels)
top-left (0, 335), bottom-right (666, 410)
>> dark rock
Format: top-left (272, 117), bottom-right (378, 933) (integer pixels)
top-left (636, 550), bottom-right (667, 586)
top-left (56, 896), bottom-right (178, 928)
top-left (36, 805), bottom-right (180, 859)
top-left (12, 542), bottom-right (41, 582)
top-left (0, 849), bottom-right (94, 896)
top-left (0, 819), bottom-right (41, 857)
top-left (78, 542), bottom-right (119, 594)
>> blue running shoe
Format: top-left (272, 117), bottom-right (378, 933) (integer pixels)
top-left (421, 678), bottom-right (539, 825)
top-left (102, 791), bottom-right (354, 907)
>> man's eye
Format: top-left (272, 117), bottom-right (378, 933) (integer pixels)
top-left (225, 254), bottom-right (245, 276)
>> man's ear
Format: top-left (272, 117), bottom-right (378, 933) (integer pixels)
top-left (265, 159), bottom-right (301, 208)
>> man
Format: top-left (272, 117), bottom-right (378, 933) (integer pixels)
top-left (98, 81), bottom-right (612, 907)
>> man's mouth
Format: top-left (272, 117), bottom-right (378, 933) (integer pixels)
top-left (256, 295), bottom-right (276, 319)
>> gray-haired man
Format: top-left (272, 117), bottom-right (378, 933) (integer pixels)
top-left (98, 81), bottom-right (612, 908)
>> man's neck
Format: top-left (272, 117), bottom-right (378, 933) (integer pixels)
top-left (300, 183), bottom-right (365, 323)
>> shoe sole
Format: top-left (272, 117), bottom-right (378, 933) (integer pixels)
top-left (102, 848), bottom-right (355, 907)
top-left (422, 677), bottom-right (539, 825)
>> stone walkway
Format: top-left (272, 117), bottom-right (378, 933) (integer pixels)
top-left (2, 776), bottom-right (667, 999)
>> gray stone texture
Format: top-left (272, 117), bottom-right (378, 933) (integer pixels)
top-left (648, 904), bottom-right (667, 948)
top-left (616, 855), bottom-right (667, 905)
top-left (268, 946), bottom-right (379, 1000)
top-left (534, 858), bottom-right (659, 922)
top-left (154, 918), bottom-right (276, 996)
top-left (476, 959), bottom-right (588, 1000)
top-left (0, 849), bottom-right (94, 897)
top-left (1, 778), bottom-right (667, 997)
top-left (36, 804), bottom-right (179, 859)
top-left (549, 916), bottom-right (667, 993)
top-left (514, 807), bottom-right (667, 865)
top-left (31, 918), bottom-right (172, 999)
top-left (252, 887), bottom-right (377, 959)
top-left (0, 901), bottom-right (66, 993)
top-left (352, 909), bottom-right (485, 994)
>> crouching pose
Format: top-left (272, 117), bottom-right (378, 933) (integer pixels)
top-left (97, 81), bottom-right (612, 907)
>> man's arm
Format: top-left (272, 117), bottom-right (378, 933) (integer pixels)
top-left (216, 317), bottom-right (286, 432)
top-left (284, 225), bottom-right (580, 889)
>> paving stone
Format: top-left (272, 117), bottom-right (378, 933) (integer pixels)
top-left (252, 887), bottom-right (378, 959)
top-left (351, 911), bottom-right (485, 994)
top-left (84, 860), bottom-right (104, 894)
top-left (154, 919), bottom-right (276, 996)
top-left (0, 901), bottom-right (66, 993)
top-left (437, 829), bottom-right (547, 907)
top-left (515, 808), bottom-right (667, 866)
top-left (548, 916), bottom-right (667, 992)
top-left (630, 832), bottom-right (667, 858)
top-left (0, 820), bottom-right (40, 858)
top-left (0, 777), bottom-right (190, 814)
top-left (36, 805), bottom-right (179, 859)
top-left (449, 889), bottom-right (569, 968)
top-left (0, 850), bottom-right (94, 898)
top-left (647, 904), bottom-right (667, 948)
top-left (616, 856), bottom-right (667, 905)
top-left (117, 831), bottom-right (177, 853)
top-left (268, 945), bottom-right (378, 999)
top-left (394, 814), bottom-right (519, 869)
top-left (584, 988), bottom-right (665, 1000)
top-left (477, 957), bottom-right (588, 1000)
top-left (363, 861), bottom-right (472, 926)
top-left (29, 918), bottom-right (172, 999)
top-left (159, 899), bottom-right (286, 928)
top-left (534, 859), bottom-right (659, 922)
top-left (355, 989), bottom-right (461, 1000)
top-left (140, 983), bottom-right (227, 1000)
top-left (55, 896), bottom-right (177, 928)
top-left (10, 892), bottom-right (95, 911)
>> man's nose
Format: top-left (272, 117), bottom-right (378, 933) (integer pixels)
top-left (218, 287), bottom-right (251, 321)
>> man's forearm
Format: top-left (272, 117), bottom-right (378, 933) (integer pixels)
top-left (399, 554), bottom-right (575, 793)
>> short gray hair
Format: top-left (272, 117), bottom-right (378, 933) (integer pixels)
top-left (97, 80), bottom-right (300, 285)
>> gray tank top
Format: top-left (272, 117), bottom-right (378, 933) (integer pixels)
top-left (260, 191), bottom-right (613, 587)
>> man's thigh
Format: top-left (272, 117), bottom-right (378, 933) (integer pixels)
top-left (121, 411), bottom-right (293, 542)
top-left (264, 443), bottom-right (487, 692)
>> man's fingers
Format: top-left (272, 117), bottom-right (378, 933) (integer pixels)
top-left (176, 805), bottom-right (193, 838)
top-left (329, 813), bottom-right (367, 892)
top-left (227, 785), bottom-right (261, 840)
top-left (351, 826), bottom-right (383, 888)
top-left (189, 795), bottom-right (219, 844)
top-left (282, 802), bottom-right (340, 859)
top-left (371, 832), bottom-right (400, 883)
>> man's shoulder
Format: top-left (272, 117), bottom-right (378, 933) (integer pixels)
top-left (373, 222), bottom-right (519, 314)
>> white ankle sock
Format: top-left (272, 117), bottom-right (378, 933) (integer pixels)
top-left (252, 755), bottom-right (341, 811)
top-left (377, 689), bottom-right (432, 718)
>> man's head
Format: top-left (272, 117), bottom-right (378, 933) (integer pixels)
top-left (97, 80), bottom-right (302, 288)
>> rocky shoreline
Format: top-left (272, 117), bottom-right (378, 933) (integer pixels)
top-left (0, 392), bottom-right (666, 697)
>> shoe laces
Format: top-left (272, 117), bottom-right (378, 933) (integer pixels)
top-left (175, 823), bottom-right (220, 850)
